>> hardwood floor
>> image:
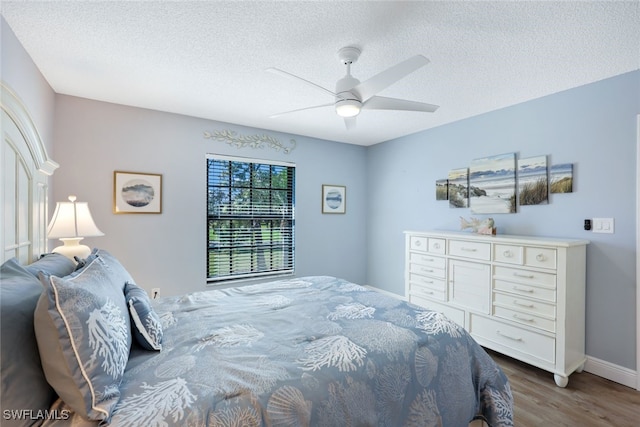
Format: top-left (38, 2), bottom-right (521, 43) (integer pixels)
top-left (487, 350), bottom-right (640, 426)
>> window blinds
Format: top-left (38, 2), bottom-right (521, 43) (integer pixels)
top-left (206, 155), bottom-right (295, 282)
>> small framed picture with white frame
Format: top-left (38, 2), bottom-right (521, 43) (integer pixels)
top-left (322, 184), bottom-right (346, 214)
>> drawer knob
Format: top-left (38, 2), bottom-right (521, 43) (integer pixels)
top-left (415, 240), bottom-right (422, 247)
top-left (433, 243), bottom-right (441, 249)
top-left (497, 330), bottom-right (523, 342)
top-left (536, 253), bottom-right (546, 262)
top-left (503, 250), bottom-right (513, 257)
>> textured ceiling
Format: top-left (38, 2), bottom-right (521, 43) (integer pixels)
top-left (2, 1), bottom-right (639, 146)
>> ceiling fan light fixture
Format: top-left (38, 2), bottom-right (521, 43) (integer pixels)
top-left (335, 98), bottom-right (361, 117)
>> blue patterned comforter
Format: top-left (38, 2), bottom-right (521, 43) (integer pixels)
top-left (45, 276), bottom-right (513, 426)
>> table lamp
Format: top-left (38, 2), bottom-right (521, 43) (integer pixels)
top-left (47, 195), bottom-right (104, 260)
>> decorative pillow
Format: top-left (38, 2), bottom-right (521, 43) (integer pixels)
top-left (25, 252), bottom-right (76, 278)
top-left (124, 282), bottom-right (163, 351)
top-left (1, 258), bottom-right (57, 426)
top-left (34, 250), bottom-right (134, 421)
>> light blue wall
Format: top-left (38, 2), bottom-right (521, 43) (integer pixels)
top-left (0, 16), bottom-right (56, 170)
top-left (52, 96), bottom-right (368, 296)
top-left (365, 70), bottom-right (639, 370)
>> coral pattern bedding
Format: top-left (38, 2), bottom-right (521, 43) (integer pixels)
top-left (2, 252), bottom-right (513, 427)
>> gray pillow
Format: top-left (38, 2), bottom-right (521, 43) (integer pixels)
top-left (125, 282), bottom-right (163, 351)
top-left (24, 252), bottom-right (76, 278)
top-left (1, 258), bottom-right (57, 427)
top-left (34, 249), bottom-right (133, 421)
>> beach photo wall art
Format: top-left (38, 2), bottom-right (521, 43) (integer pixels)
top-left (435, 153), bottom-right (574, 213)
top-left (518, 155), bottom-right (549, 206)
top-left (469, 152), bottom-right (517, 214)
top-left (550, 163), bottom-right (573, 193)
top-left (448, 168), bottom-right (469, 208)
top-left (436, 179), bottom-right (448, 200)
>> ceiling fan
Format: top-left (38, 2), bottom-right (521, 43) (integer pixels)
top-left (266, 46), bottom-right (439, 129)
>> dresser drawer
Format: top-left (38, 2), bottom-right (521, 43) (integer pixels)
top-left (493, 265), bottom-right (556, 289)
top-left (494, 244), bottom-right (524, 265)
top-left (409, 252), bottom-right (446, 270)
top-left (410, 236), bottom-right (428, 251)
top-left (493, 292), bottom-right (556, 318)
top-left (428, 238), bottom-right (446, 254)
top-left (525, 247), bottom-right (557, 270)
top-left (410, 263), bottom-right (446, 279)
top-left (493, 279), bottom-right (556, 303)
top-left (449, 239), bottom-right (491, 261)
top-left (410, 282), bottom-right (446, 302)
top-left (493, 305), bottom-right (555, 333)
top-left (409, 273), bottom-right (446, 292)
top-left (470, 314), bottom-right (555, 365)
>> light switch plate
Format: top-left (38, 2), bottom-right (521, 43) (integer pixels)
top-left (592, 218), bottom-right (614, 234)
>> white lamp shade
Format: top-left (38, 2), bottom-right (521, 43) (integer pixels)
top-left (48, 199), bottom-right (104, 238)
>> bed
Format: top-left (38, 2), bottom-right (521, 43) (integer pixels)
top-left (0, 82), bottom-right (513, 427)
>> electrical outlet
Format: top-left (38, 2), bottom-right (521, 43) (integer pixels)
top-left (151, 288), bottom-right (160, 299)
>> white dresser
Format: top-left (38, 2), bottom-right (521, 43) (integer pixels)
top-left (405, 230), bottom-right (589, 387)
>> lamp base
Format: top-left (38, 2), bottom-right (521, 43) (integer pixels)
top-left (52, 237), bottom-right (92, 261)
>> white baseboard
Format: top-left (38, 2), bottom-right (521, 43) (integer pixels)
top-left (584, 355), bottom-right (638, 390)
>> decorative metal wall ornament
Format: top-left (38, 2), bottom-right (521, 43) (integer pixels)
top-left (204, 130), bottom-right (296, 154)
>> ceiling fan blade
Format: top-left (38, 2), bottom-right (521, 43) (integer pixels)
top-left (344, 117), bottom-right (356, 130)
top-left (363, 96), bottom-right (439, 113)
top-left (269, 102), bottom-right (334, 118)
top-left (265, 67), bottom-right (337, 98)
top-left (351, 55), bottom-right (430, 102)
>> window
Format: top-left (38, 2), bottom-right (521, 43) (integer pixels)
top-left (206, 154), bottom-right (295, 282)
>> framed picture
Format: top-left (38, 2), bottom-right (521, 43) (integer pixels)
top-left (322, 184), bottom-right (346, 214)
top-left (113, 171), bottom-right (162, 214)
top-left (448, 167), bottom-right (469, 209)
top-left (550, 163), bottom-right (573, 193)
top-left (469, 152), bottom-right (516, 214)
top-left (436, 178), bottom-right (448, 200)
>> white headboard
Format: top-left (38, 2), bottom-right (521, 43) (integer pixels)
top-left (1, 82), bottom-right (58, 264)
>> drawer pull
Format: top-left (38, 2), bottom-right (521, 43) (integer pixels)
top-left (421, 279), bottom-right (434, 284)
top-left (513, 300), bottom-right (534, 308)
top-left (513, 272), bottom-right (534, 279)
top-left (461, 247), bottom-right (477, 252)
top-left (433, 243), bottom-right (441, 249)
top-left (421, 257), bottom-right (434, 262)
top-left (512, 286), bottom-right (534, 293)
top-left (496, 330), bottom-right (523, 342)
top-left (421, 268), bottom-right (434, 273)
top-left (536, 253), bottom-right (546, 262)
top-left (503, 250), bottom-right (513, 257)
top-left (513, 314), bottom-right (535, 322)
